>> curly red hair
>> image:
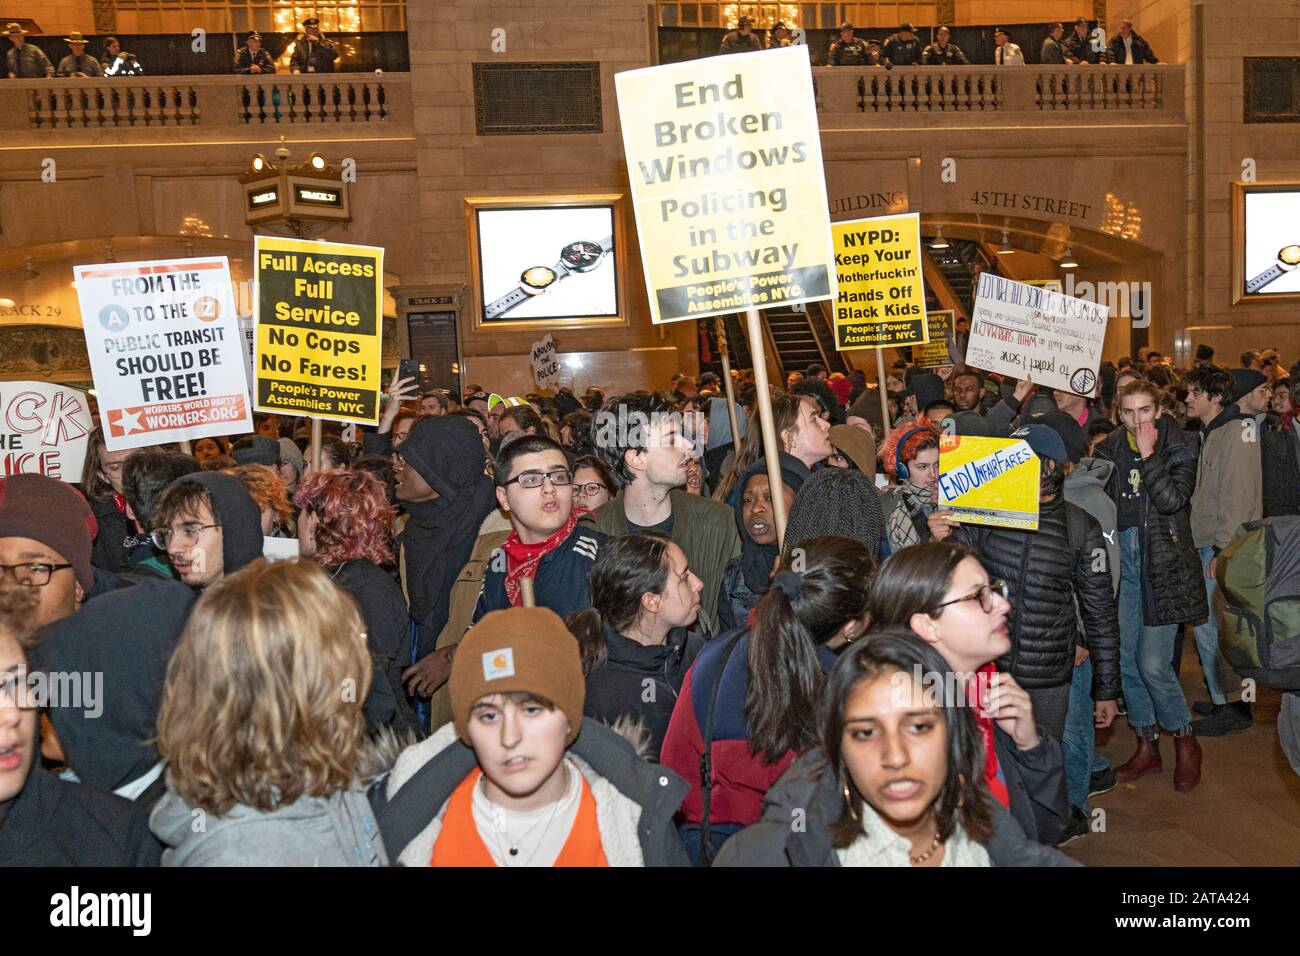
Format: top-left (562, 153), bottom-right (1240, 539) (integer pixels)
top-left (878, 417), bottom-right (942, 479)
top-left (293, 469), bottom-right (395, 567)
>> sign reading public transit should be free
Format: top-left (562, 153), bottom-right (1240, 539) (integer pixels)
top-left (254, 236), bottom-right (384, 425)
top-left (615, 45), bottom-right (837, 324)
top-left (74, 256), bottom-right (252, 451)
top-left (968, 272), bottom-right (1109, 396)
top-left (830, 213), bottom-right (928, 350)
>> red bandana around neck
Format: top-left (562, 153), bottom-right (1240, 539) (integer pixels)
top-left (966, 663), bottom-right (1012, 809)
top-left (502, 509), bottom-right (582, 607)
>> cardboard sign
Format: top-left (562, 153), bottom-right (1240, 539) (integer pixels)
top-left (938, 434), bottom-right (1041, 531)
top-left (911, 310), bottom-right (955, 367)
top-left (967, 273), bottom-right (1109, 396)
top-left (74, 256), bottom-right (252, 451)
top-left (615, 45), bottom-right (837, 324)
top-left (530, 333), bottom-right (561, 390)
top-left (0, 382), bottom-right (93, 480)
top-left (830, 213), bottom-right (927, 349)
top-left (254, 236), bottom-right (384, 425)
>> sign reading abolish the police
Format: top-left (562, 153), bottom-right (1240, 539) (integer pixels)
top-left (615, 45), bottom-right (837, 324)
top-left (254, 236), bottom-right (383, 425)
top-left (830, 213), bottom-right (927, 349)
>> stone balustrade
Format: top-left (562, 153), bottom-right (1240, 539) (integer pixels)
top-left (0, 73), bottom-right (410, 130)
top-left (813, 65), bottom-right (1183, 121)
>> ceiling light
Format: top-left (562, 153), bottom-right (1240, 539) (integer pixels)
top-left (928, 225), bottom-right (950, 250)
top-left (997, 229), bottom-right (1015, 255)
top-left (309, 153), bottom-right (327, 171)
top-left (251, 154), bottom-right (268, 173)
top-left (1059, 244), bottom-right (1079, 269)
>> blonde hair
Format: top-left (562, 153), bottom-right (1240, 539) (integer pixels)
top-left (156, 558), bottom-right (372, 815)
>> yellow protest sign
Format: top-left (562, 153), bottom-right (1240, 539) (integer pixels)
top-left (831, 213), bottom-right (927, 349)
top-left (615, 45), bottom-right (836, 324)
top-left (911, 310), bottom-right (955, 367)
top-left (253, 236), bottom-right (383, 425)
top-left (938, 434), bottom-right (1041, 530)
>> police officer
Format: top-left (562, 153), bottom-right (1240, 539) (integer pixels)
top-left (234, 30), bottom-right (276, 74)
top-left (719, 16), bottom-right (763, 54)
top-left (5, 23), bottom-right (54, 78)
top-left (828, 22), bottom-right (870, 66)
top-left (921, 26), bottom-right (970, 65)
top-left (290, 17), bottom-right (338, 74)
top-left (1063, 16), bottom-right (1101, 64)
top-left (770, 21), bottom-right (792, 48)
top-left (882, 21), bottom-right (923, 66)
top-left (56, 31), bottom-right (103, 77)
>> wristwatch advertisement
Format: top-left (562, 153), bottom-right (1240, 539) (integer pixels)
top-left (1245, 244), bottom-right (1300, 295)
top-left (1238, 185), bottom-right (1300, 300)
top-left (474, 204), bottom-right (620, 323)
top-left (484, 236), bottom-right (614, 320)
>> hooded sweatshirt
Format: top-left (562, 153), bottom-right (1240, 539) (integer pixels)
top-left (1064, 456), bottom-right (1119, 594)
top-left (397, 416), bottom-right (498, 658)
top-left (183, 471), bottom-right (265, 575)
top-left (150, 783), bottom-right (386, 867)
top-left (30, 577), bottom-right (198, 793)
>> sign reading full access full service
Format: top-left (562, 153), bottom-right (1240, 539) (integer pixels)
top-left (254, 236), bottom-right (383, 425)
top-left (830, 213), bottom-right (928, 350)
top-left (75, 256), bottom-right (252, 451)
top-left (615, 45), bottom-right (837, 324)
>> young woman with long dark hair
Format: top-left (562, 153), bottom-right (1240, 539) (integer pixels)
top-left (660, 535), bottom-right (875, 864)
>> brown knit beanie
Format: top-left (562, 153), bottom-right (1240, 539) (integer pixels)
top-left (450, 607), bottom-right (585, 746)
top-left (829, 423), bottom-right (877, 480)
top-left (0, 474), bottom-right (97, 592)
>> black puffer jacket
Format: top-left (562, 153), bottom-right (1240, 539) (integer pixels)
top-left (1097, 418), bottom-right (1207, 626)
top-left (958, 496), bottom-right (1121, 696)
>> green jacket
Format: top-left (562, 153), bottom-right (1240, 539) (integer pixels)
top-left (581, 488), bottom-right (740, 636)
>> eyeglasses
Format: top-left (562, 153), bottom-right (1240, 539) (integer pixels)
top-left (500, 468), bottom-right (572, 490)
top-left (930, 579), bottom-right (1009, 615)
top-left (573, 481), bottom-right (609, 497)
top-left (0, 562), bottom-right (73, 588)
top-left (152, 523), bottom-right (220, 549)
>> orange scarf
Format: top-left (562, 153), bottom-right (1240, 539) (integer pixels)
top-left (430, 767), bottom-right (609, 867)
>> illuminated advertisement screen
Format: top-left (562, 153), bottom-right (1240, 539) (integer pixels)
top-left (1239, 185), bottom-right (1300, 300)
top-left (475, 205), bottom-right (618, 322)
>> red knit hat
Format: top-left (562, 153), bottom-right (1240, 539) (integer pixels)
top-left (0, 475), bottom-right (97, 591)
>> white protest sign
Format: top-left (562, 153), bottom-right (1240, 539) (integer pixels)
top-left (0, 382), bottom-right (93, 481)
top-left (237, 313), bottom-right (256, 396)
top-left (530, 333), bottom-right (561, 390)
top-left (75, 257), bottom-right (253, 451)
top-left (967, 273), bottom-right (1109, 395)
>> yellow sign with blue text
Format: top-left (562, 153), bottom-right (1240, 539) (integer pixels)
top-left (830, 212), bottom-right (928, 349)
top-left (938, 434), bottom-right (1041, 531)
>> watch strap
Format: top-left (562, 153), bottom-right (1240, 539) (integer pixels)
top-left (485, 285), bottom-right (532, 320)
top-left (1246, 263), bottom-right (1286, 295)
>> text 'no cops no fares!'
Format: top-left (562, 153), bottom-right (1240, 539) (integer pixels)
top-left (615, 45), bottom-right (838, 324)
top-left (253, 235), bottom-right (384, 425)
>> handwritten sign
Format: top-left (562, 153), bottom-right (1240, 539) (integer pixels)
top-left (0, 382), bottom-right (93, 480)
top-left (967, 273), bottom-right (1108, 395)
top-left (530, 333), bottom-right (561, 390)
top-left (938, 434), bottom-right (1040, 531)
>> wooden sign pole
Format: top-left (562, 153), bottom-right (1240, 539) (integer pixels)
top-left (713, 316), bottom-right (743, 452)
top-left (743, 307), bottom-right (788, 549)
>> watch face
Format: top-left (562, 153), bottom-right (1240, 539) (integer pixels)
top-left (560, 240), bottom-right (605, 273)
top-left (1280, 245), bottom-right (1300, 267)
top-left (520, 265), bottom-right (558, 294)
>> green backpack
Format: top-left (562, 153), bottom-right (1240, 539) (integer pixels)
top-left (1215, 516), bottom-right (1300, 688)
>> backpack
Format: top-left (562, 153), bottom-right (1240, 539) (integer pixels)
top-left (1215, 516), bottom-right (1300, 689)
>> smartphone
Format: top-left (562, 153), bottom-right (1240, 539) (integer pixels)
top-left (397, 358), bottom-right (420, 385)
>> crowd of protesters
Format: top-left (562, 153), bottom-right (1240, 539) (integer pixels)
top-left (1, 339), bottom-right (1296, 867)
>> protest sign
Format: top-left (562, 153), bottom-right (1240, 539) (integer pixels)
top-left (237, 313), bottom-right (256, 396)
top-left (254, 236), bottom-right (383, 425)
top-left (938, 434), bottom-right (1040, 531)
top-left (615, 45), bottom-right (837, 324)
top-left (0, 382), bottom-right (93, 480)
top-left (830, 213), bottom-right (927, 349)
top-left (967, 273), bottom-right (1109, 395)
top-left (74, 256), bottom-right (252, 451)
top-left (911, 310), bottom-right (955, 367)
top-left (530, 333), bottom-right (561, 390)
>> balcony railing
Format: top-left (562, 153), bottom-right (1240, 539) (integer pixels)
top-left (0, 73), bottom-right (411, 131)
top-left (813, 65), bottom-right (1184, 121)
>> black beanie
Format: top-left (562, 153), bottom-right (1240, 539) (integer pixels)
top-left (783, 468), bottom-right (886, 559)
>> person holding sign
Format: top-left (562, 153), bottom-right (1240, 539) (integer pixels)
top-left (951, 425), bottom-right (1120, 752)
top-left (879, 419), bottom-right (957, 552)
top-left (1095, 381), bottom-right (1206, 792)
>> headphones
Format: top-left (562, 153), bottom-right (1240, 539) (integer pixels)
top-left (894, 426), bottom-right (933, 481)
